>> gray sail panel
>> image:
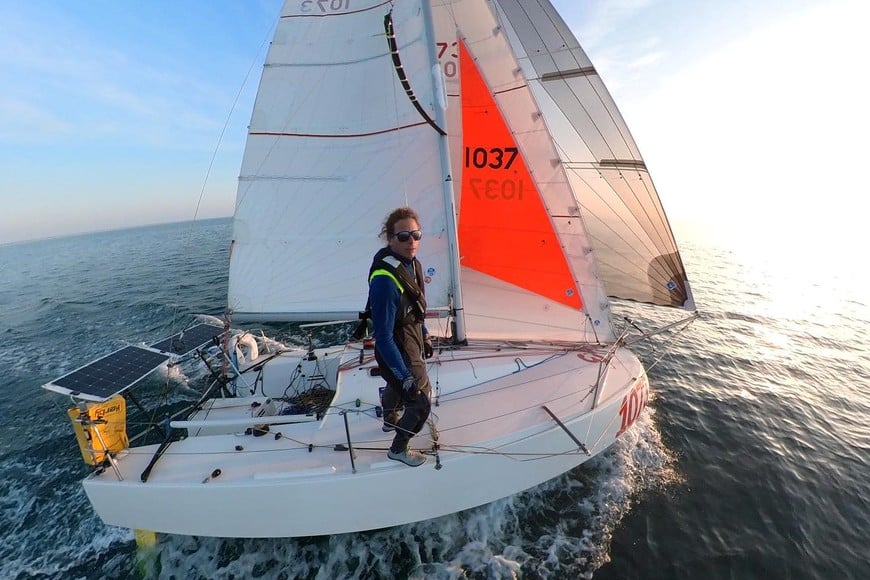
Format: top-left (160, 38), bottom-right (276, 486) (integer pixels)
top-left (494, 0), bottom-right (693, 310)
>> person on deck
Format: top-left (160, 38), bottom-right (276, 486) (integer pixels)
top-left (368, 207), bottom-right (435, 467)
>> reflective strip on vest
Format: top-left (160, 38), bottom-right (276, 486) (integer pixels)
top-left (369, 269), bottom-right (404, 292)
top-left (381, 255), bottom-right (402, 269)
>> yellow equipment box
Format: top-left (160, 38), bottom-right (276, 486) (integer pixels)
top-left (67, 395), bottom-right (128, 465)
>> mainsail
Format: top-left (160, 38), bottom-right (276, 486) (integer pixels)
top-left (228, 1), bottom-right (455, 322)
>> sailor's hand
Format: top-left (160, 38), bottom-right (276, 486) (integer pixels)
top-left (402, 375), bottom-right (419, 395)
top-left (423, 338), bottom-right (434, 359)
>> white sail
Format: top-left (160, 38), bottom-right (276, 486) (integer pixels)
top-left (228, 0), bottom-right (454, 322)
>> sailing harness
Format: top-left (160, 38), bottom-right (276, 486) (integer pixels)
top-left (383, 10), bottom-right (446, 136)
top-left (353, 250), bottom-right (427, 339)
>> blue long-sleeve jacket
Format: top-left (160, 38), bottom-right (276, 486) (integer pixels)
top-left (369, 255), bottom-right (427, 381)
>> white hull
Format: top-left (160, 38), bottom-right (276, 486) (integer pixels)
top-left (83, 341), bottom-right (648, 538)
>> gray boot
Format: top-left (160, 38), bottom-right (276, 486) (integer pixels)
top-left (387, 448), bottom-right (426, 467)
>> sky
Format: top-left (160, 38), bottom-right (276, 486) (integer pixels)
top-left (1, 0), bottom-right (867, 249)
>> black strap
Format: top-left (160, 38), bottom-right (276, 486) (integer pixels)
top-left (384, 11), bottom-right (446, 136)
top-left (354, 252), bottom-right (426, 339)
top-left (389, 258), bottom-right (425, 307)
top-left (352, 308), bottom-right (370, 340)
top-left (384, 257), bottom-right (426, 323)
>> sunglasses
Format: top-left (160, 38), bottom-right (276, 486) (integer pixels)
top-left (392, 230), bottom-right (423, 242)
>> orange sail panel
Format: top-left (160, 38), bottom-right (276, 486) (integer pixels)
top-left (457, 42), bottom-right (581, 310)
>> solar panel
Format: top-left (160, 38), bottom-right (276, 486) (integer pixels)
top-left (149, 323), bottom-right (224, 356)
top-left (47, 346), bottom-right (170, 401)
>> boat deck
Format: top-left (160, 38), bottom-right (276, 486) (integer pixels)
top-left (92, 342), bottom-right (638, 485)
top-left (80, 342), bottom-right (646, 537)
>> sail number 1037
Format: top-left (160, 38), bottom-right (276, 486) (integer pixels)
top-left (465, 147), bottom-right (523, 201)
top-left (465, 146), bottom-right (518, 170)
top-left (616, 377), bottom-right (649, 437)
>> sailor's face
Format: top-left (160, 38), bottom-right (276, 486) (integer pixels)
top-left (388, 218), bottom-right (421, 260)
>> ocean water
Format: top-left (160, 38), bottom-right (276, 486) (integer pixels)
top-left (0, 218), bottom-right (866, 579)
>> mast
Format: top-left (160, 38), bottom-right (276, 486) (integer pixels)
top-left (422, 0), bottom-right (467, 343)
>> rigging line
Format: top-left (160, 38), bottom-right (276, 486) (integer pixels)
top-left (346, 384), bottom-right (596, 449)
top-left (147, 361), bottom-right (221, 436)
top-left (166, 8), bottom-right (279, 338)
top-left (439, 385), bottom-right (598, 439)
top-left (631, 317), bottom-right (698, 374)
top-left (121, 440), bottom-right (585, 461)
top-left (623, 311), bottom-right (699, 348)
top-left (436, 444), bottom-right (589, 460)
top-left (437, 354), bottom-right (568, 402)
top-left (458, 340), bottom-right (585, 352)
top-left (436, 383), bottom-right (599, 440)
top-left (315, 443), bottom-right (583, 461)
top-left (585, 395), bottom-right (630, 454)
top-left (383, 10), bottom-right (446, 136)
top-left (343, 408), bottom-right (588, 459)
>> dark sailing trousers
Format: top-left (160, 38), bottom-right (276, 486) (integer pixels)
top-left (375, 350), bottom-right (431, 454)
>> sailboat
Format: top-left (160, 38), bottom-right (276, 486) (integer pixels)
top-left (43, 0), bottom-right (696, 538)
